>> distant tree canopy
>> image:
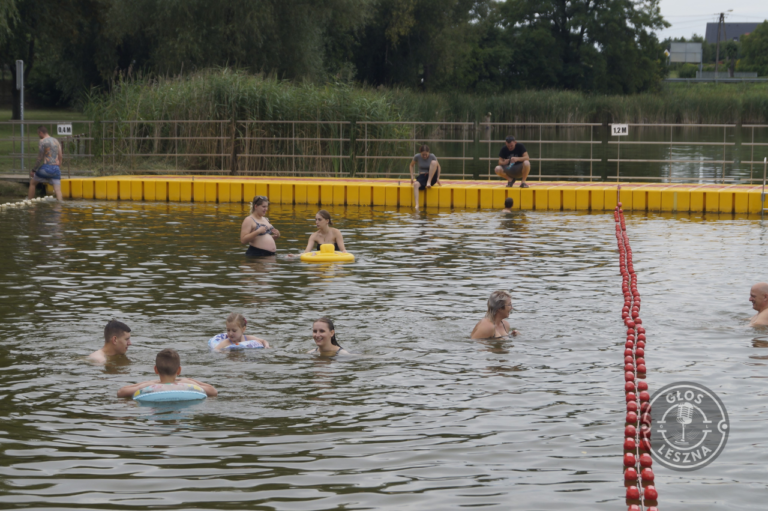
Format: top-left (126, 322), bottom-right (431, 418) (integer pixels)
top-left (2, 0), bottom-right (672, 117)
top-left (741, 22), bottom-right (768, 77)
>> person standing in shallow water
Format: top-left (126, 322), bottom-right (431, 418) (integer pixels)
top-left (241, 196), bottom-right (281, 257)
top-left (749, 282), bottom-right (768, 327)
top-left (471, 290), bottom-right (519, 339)
top-left (308, 317), bottom-right (350, 356)
top-left (88, 320), bottom-right (132, 364)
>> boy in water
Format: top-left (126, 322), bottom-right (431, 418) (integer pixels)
top-left (88, 320), bottom-right (132, 364)
top-left (117, 348), bottom-right (218, 398)
top-left (502, 197), bottom-right (514, 213)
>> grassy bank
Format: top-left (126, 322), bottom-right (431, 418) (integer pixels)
top-left (85, 70), bottom-right (768, 124)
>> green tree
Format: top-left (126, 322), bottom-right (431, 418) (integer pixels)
top-left (741, 21), bottom-right (768, 76)
top-left (499, 0), bottom-right (669, 93)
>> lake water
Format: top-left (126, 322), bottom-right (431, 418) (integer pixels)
top-left (0, 201), bottom-right (766, 510)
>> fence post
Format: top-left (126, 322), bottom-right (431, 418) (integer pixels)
top-left (601, 120), bottom-right (609, 181)
top-left (230, 119), bottom-right (238, 175)
top-left (349, 119), bottom-right (357, 178)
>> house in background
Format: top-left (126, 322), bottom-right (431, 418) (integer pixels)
top-left (705, 23), bottom-right (760, 43)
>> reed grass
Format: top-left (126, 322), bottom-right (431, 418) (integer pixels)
top-left (82, 69), bottom-right (768, 176)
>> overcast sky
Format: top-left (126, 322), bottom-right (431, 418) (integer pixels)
top-left (657, 0), bottom-right (767, 40)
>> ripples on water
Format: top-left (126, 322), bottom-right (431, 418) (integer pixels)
top-left (0, 201), bottom-right (766, 510)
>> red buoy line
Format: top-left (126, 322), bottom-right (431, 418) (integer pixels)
top-left (614, 201), bottom-right (659, 511)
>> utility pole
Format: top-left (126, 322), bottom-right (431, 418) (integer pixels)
top-left (16, 60), bottom-right (24, 172)
top-left (714, 13), bottom-right (723, 82)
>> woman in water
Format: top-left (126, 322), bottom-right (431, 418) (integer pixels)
top-left (308, 317), bottom-right (349, 356)
top-left (298, 210), bottom-right (347, 254)
top-left (208, 313), bottom-right (271, 351)
top-left (471, 290), bottom-right (519, 339)
top-left (240, 196), bottom-right (281, 257)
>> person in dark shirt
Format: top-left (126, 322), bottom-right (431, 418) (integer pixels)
top-left (495, 136), bottom-right (530, 188)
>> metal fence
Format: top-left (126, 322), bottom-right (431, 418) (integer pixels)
top-left (3, 119), bottom-right (768, 183)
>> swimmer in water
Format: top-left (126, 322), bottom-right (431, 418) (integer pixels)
top-left (289, 210), bottom-right (347, 257)
top-left (471, 290), bottom-right (519, 339)
top-left (502, 197), bottom-right (514, 212)
top-left (308, 317), bottom-right (350, 356)
top-left (117, 348), bottom-right (217, 398)
top-left (209, 313), bottom-right (271, 350)
top-left (241, 196), bottom-right (281, 257)
top-left (88, 320), bottom-right (132, 364)
top-left (749, 282), bottom-right (768, 327)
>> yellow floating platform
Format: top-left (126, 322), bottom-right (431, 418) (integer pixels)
top-left (54, 176), bottom-right (767, 214)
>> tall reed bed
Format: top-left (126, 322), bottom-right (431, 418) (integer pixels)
top-left (84, 69), bottom-right (768, 175)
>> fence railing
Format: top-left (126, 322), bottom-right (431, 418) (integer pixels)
top-left (2, 120), bottom-right (768, 184)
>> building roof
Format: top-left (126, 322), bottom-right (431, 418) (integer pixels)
top-left (705, 23), bottom-right (761, 44)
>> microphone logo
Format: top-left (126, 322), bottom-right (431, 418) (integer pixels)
top-left (650, 382), bottom-right (730, 471)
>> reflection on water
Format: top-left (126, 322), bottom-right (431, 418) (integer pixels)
top-left (0, 201), bottom-right (766, 509)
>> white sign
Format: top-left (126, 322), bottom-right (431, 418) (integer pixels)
top-left (611, 124), bottom-right (629, 136)
top-left (57, 124), bottom-right (72, 136)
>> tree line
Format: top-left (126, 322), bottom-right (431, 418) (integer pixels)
top-left (2, 0), bottom-right (763, 121)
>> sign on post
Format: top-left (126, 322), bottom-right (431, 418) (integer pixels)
top-left (57, 124), bottom-right (73, 136)
top-left (611, 124), bottom-right (629, 136)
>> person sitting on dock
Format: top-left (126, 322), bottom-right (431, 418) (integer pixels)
top-left (471, 290), bottom-right (519, 339)
top-left (749, 282), bottom-right (768, 327)
top-left (88, 320), bottom-right (132, 364)
top-left (409, 144), bottom-right (442, 210)
top-left (241, 195), bottom-right (281, 257)
top-left (28, 126), bottom-right (64, 201)
top-left (495, 136), bottom-right (530, 188)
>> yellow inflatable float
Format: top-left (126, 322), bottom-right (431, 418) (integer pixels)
top-left (300, 243), bottom-right (355, 263)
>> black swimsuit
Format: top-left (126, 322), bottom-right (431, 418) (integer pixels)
top-left (246, 217), bottom-right (276, 257)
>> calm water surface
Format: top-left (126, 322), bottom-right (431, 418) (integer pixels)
top-left (0, 201), bottom-right (767, 510)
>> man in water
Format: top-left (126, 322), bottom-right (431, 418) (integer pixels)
top-left (28, 126), bottom-right (63, 201)
top-left (494, 136), bottom-right (530, 188)
top-left (88, 320), bottom-right (132, 363)
top-left (749, 282), bottom-right (768, 327)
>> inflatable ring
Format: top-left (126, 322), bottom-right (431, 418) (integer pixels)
top-left (300, 243), bottom-right (355, 263)
top-left (134, 383), bottom-right (207, 403)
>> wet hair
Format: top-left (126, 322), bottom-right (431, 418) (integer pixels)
top-left (104, 319), bottom-right (131, 344)
top-left (418, 144), bottom-right (430, 153)
top-left (486, 290), bottom-right (512, 321)
top-left (504, 197), bottom-right (514, 208)
top-left (155, 348), bottom-right (180, 376)
top-left (317, 209), bottom-right (332, 226)
top-left (314, 316), bottom-right (339, 346)
top-left (251, 195), bottom-right (268, 212)
top-left (38, 126), bottom-right (48, 135)
top-left (226, 313), bottom-right (247, 329)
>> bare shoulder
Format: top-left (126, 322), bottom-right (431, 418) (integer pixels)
top-left (471, 319), bottom-right (494, 339)
top-left (87, 350), bottom-right (106, 364)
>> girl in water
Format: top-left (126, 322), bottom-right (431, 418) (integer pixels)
top-left (291, 210), bottom-right (347, 255)
top-left (240, 196), bottom-right (281, 257)
top-left (470, 290), bottom-right (519, 339)
top-left (208, 313), bottom-right (271, 350)
top-left (308, 317), bottom-right (349, 356)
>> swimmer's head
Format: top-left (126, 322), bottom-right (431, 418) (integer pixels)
top-left (486, 290), bottom-right (513, 321)
top-left (226, 312), bottom-right (247, 330)
top-left (313, 317), bottom-right (338, 346)
top-left (750, 282), bottom-right (768, 312)
top-left (104, 319), bottom-right (131, 354)
top-left (504, 197), bottom-right (513, 209)
top-left (316, 209), bottom-right (332, 226)
top-left (251, 195), bottom-right (269, 212)
top-left (155, 348), bottom-right (181, 376)
top-left (418, 144), bottom-right (430, 159)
